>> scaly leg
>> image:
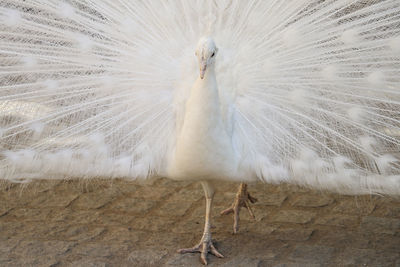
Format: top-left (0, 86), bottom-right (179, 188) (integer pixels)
top-left (221, 183), bottom-right (257, 234)
top-left (178, 181), bottom-right (224, 265)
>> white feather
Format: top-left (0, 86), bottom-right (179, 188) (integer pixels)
top-left (1, 9), bottom-right (22, 26)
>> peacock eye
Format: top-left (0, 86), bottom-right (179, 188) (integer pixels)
top-left (211, 52), bottom-right (215, 57)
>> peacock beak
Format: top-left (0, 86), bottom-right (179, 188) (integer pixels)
top-left (200, 63), bottom-right (207, 79)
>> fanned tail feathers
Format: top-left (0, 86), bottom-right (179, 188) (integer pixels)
top-left (0, 0), bottom-right (399, 194)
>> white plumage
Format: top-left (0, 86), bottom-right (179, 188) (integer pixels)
top-left (1, 0), bottom-right (399, 193)
top-left (169, 37), bottom-right (244, 183)
top-left (1, 0), bottom-right (400, 263)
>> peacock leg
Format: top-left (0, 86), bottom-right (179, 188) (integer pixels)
top-left (220, 182), bottom-right (257, 234)
top-left (178, 181), bottom-right (224, 265)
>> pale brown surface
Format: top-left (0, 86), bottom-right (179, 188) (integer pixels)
top-left (0, 178), bottom-right (399, 266)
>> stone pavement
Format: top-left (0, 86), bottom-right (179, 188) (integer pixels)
top-left (0, 178), bottom-right (399, 266)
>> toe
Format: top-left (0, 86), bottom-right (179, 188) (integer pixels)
top-left (233, 205), bottom-right (240, 233)
top-left (200, 255), bottom-right (207, 265)
top-left (177, 248), bottom-right (189, 254)
top-left (245, 200), bottom-right (256, 219)
top-left (248, 193), bottom-right (258, 203)
top-left (220, 207), bottom-right (234, 215)
top-left (210, 243), bottom-right (224, 258)
top-left (177, 245), bottom-right (200, 254)
top-left (200, 243), bottom-right (208, 265)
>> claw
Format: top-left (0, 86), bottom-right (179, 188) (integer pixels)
top-left (220, 183), bottom-right (257, 234)
top-left (178, 240), bottom-right (224, 265)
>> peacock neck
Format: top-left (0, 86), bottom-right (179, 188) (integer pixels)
top-left (190, 65), bottom-right (219, 110)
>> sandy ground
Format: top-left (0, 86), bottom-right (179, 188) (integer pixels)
top-left (0, 178), bottom-right (399, 266)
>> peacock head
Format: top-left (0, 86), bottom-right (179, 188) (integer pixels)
top-left (195, 37), bottom-right (218, 79)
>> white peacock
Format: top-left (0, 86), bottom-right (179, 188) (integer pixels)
top-left (0, 0), bottom-right (400, 264)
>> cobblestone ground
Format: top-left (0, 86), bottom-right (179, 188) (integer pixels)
top-left (0, 178), bottom-right (399, 267)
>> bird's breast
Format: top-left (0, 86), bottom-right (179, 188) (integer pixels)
top-left (167, 77), bottom-right (238, 180)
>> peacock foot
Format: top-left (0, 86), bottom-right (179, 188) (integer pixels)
top-left (221, 183), bottom-right (258, 234)
top-left (177, 238), bottom-right (224, 265)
